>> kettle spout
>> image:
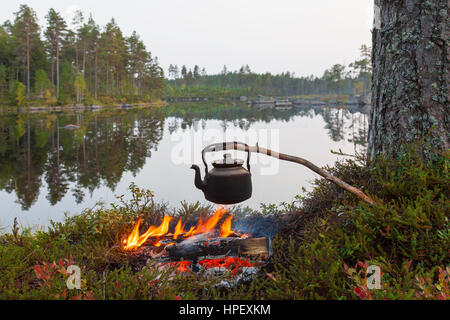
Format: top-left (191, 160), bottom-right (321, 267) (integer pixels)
top-left (190, 165), bottom-right (205, 191)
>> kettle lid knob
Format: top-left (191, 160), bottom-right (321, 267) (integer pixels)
top-left (212, 153), bottom-right (244, 168)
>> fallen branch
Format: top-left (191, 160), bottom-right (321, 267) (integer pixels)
top-left (206, 142), bottom-right (375, 206)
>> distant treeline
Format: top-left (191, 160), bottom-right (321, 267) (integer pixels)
top-left (0, 5), bottom-right (164, 107)
top-left (165, 45), bottom-right (371, 98)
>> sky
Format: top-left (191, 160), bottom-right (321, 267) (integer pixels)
top-left (1, 0), bottom-right (374, 77)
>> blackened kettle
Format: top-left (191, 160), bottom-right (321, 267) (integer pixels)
top-left (190, 142), bottom-right (252, 205)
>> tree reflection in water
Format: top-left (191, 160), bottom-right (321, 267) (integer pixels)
top-left (0, 109), bottom-right (165, 210)
top-left (0, 103), bottom-right (368, 211)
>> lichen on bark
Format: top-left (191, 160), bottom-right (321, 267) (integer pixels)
top-left (369, 0), bottom-right (449, 161)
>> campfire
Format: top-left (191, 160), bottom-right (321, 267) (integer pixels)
top-left (121, 206), bottom-right (270, 282)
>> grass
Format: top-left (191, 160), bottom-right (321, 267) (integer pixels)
top-left (0, 147), bottom-right (448, 300)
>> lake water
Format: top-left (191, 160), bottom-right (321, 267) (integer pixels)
top-left (0, 103), bottom-right (368, 230)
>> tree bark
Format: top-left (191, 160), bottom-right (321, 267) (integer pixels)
top-left (56, 43), bottom-right (60, 98)
top-left (26, 31), bottom-right (30, 96)
top-left (82, 39), bottom-right (86, 77)
top-left (94, 45), bottom-right (98, 99)
top-left (369, 0), bottom-right (449, 161)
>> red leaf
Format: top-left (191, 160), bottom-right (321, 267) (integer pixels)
top-left (34, 265), bottom-right (43, 278)
top-left (354, 286), bottom-right (367, 300)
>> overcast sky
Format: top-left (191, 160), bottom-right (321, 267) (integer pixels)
top-left (1, 1), bottom-right (373, 77)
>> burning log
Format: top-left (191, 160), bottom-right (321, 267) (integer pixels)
top-left (122, 207), bottom-right (250, 251)
top-left (166, 236), bottom-right (269, 261)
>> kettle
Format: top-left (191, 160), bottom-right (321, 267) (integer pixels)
top-left (190, 142), bottom-right (252, 205)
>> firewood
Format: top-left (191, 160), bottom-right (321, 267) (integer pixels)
top-left (166, 237), bottom-right (269, 261)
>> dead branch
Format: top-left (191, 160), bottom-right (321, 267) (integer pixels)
top-left (213, 142), bottom-right (375, 206)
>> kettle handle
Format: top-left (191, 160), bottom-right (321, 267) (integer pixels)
top-left (202, 142), bottom-right (251, 174)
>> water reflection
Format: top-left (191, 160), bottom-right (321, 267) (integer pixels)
top-left (163, 103), bottom-right (368, 151)
top-left (0, 109), bottom-right (165, 210)
top-left (0, 103), bottom-right (368, 219)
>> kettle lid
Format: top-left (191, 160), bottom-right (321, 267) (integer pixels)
top-left (212, 153), bottom-right (244, 168)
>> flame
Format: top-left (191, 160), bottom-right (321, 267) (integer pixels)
top-left (220, 215), bottom-right (234, 238)
top-left (123, 216), bottom-right (172, 250)
top-left (123, 217), bottom-right (143, 248)
top-left (173, 219), bottom-right (185, 240)
top-left (123, 206), bottom-right (244, 251)
top-left (184, 226), bottom-right (196, 238)
top-left (190, 206), bottom-right (228, 236)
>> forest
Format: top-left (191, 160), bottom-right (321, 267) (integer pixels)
top-left (0, 5), bottom-right (165, 107)
top-left (165, 45), bottom-right (371, 98)
top-left (0, 4), bottom-right (372, 107)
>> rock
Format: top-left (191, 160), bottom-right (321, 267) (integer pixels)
top-left (63, 124), bottom-right (80, 130)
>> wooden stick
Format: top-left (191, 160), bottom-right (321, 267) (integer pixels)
top-left (224, 142), bottom-right (375, 206)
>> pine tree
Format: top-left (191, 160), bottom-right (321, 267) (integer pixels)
top-left (86, 14), bottom-right (100, 99)
top-left (101, 19), bottom-right (127, 94)
top-left (181, 65), bottom-right (187, 81)
top-left (2, 5), bottom-right (166, 105)
top-left (45, 9), bottom-right (67, 98)
top-left (193, 65), bottom-right (200, 83)
top-left (12, 5), bottom-right (41, 96)
top-left (126, 31), bottom-right (149, 96)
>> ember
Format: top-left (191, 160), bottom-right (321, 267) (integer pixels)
top-left (199, 257), bottom-right (254, 275)
top-left (174, 261), bottom-right (192, 272)
top-left (162, 257), bottom-right (254, 275)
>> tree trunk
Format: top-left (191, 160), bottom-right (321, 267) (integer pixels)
top-left (51, 59), bottom-right (54, 86)
top-left (116, 65), bottom-right (119, 93)
top-left (26, 32), bottom-right (30, 96)
top-left (75, 47), bottom-right (79, 73)
top-left (94, 46), bottom-right (98, 99)
top-left (56, 43), bottom-right (60, 98)
top-left (369, 0), bottom-right (449, 161)
top-left (82, 39), bottom-right (86, 77)
top-left (106, 65), bottom-right (109, 95)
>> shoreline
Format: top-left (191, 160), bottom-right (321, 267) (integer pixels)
top-left (0, 101), bottom-right (168, 114)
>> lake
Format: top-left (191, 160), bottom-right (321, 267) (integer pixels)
top-left (0, 103), bottom-right (368, 230)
